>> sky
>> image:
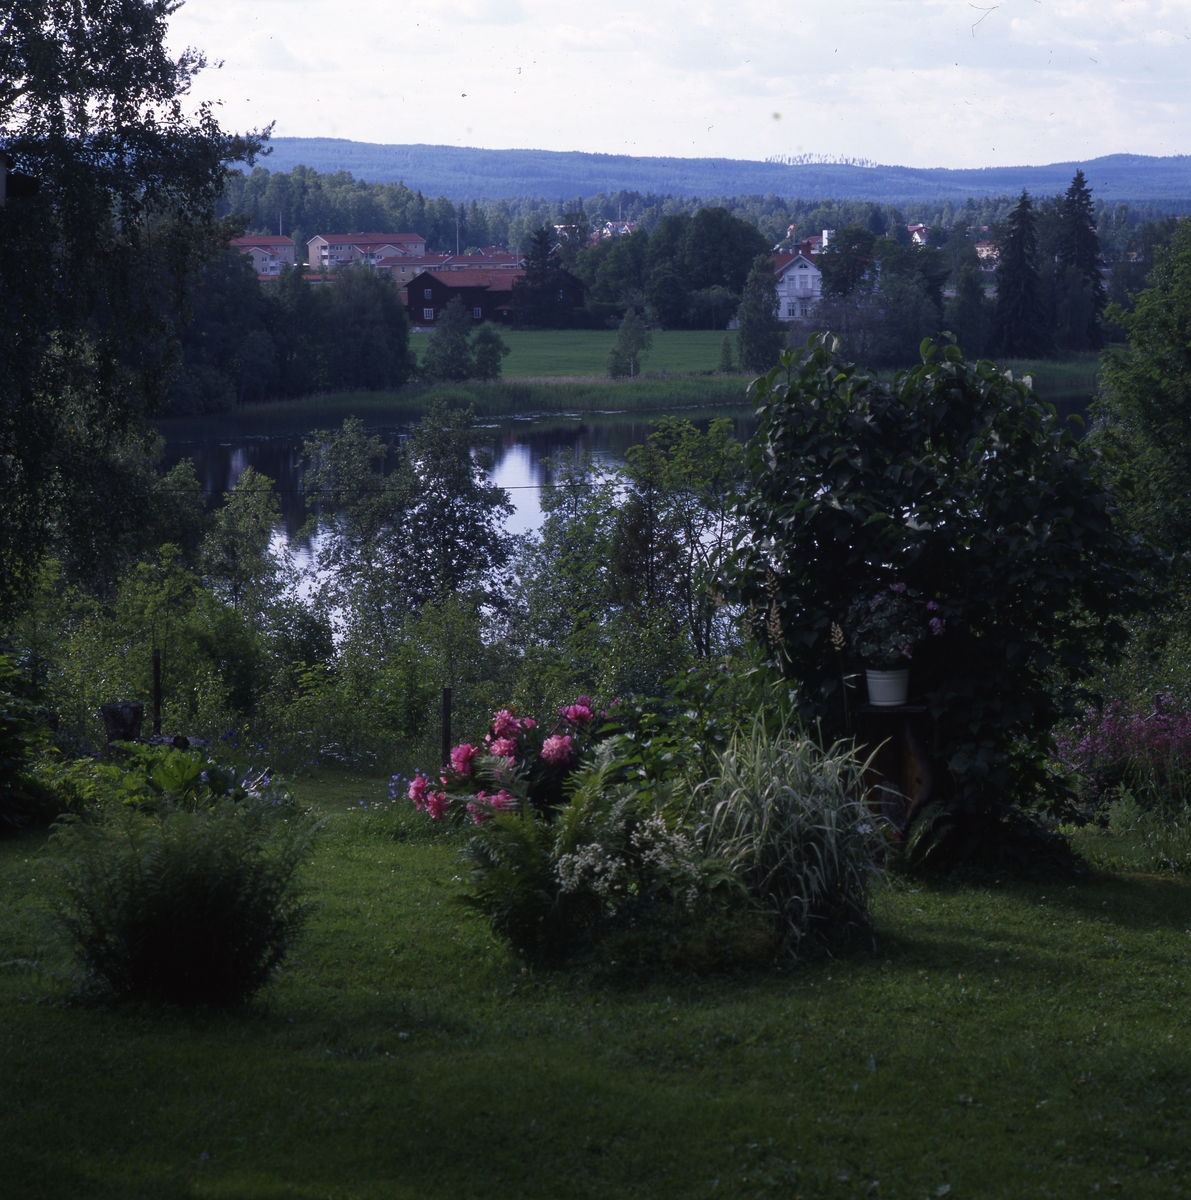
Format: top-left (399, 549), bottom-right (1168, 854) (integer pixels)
top-left (167, 0), bottom-right (1191, 169)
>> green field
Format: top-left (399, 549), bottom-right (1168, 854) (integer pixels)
top-left (3, 773), bottom-right (1189, 1199)
top-left (413, 328), bottom-right (740, 379)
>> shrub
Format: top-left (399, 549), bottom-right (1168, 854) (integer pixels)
top-left (732, 335), bottom-right (1152, 853)
top-left (48, 804), bottom-right (316, 1006)
top-left (695, 726), bottom-right (883, 951)
top-left (459, 739), bottom-right (741, 966)
top-left (0, 650), bottom-right (57, 834)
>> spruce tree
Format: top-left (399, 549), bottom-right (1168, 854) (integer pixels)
top-left (735, 256), bottom-right (784, 372)
top-left (993, 191), bottom-right (1052, 357)
top-left (1056, 169), bottom-right (1107, 348)
top-left (511, 226), bottom-right (568, 327)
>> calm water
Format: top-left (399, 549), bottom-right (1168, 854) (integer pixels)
top-left (161, 408), bottom-right (760, 541)
top-left (160, 390), bottom-right (1092, 544)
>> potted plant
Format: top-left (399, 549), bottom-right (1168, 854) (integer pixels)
top-left (844, 583), bottom-right (944, 706)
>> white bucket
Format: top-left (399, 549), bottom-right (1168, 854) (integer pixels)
top-left (866, 668), bottom-right (910, 707)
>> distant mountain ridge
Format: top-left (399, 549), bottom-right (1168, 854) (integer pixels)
top-left (261, 139), bottom-right (1191, 205)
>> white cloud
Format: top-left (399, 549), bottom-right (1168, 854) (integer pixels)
top-left (167, 0), bottom-right (1191, 167)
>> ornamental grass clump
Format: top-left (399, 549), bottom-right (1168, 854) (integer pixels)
top-left (696, 726), bottom-right (883, 952)
top-left (48, 804), bottom-right (316, 1006)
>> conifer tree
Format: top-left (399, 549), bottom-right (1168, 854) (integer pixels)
top-left (1056, 169), bottom-right (1107, 348)
top-left (993, 191), bottom-right (1052, 357)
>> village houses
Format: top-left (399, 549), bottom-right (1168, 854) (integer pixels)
top-left (230, 234), bottom-right (296, 278)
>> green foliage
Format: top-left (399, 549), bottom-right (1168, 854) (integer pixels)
top-left (944, 264), bottom-right (992, 359)
top-left (47, 803), bottom-right (316, 1006)
top-left (818, 226), bottom-right (877, 298)
top-left (1095, 218), bottom-right (1191, 555)
top-left (695, 726), bottom-right (883, 951)
top-left (732, 335), bottom-right (1150, 835)
top-left (459, 739), bottom-right (741, 966)
top-left (0, 650), bottom-right (56, 834)
top-left (470, 324), bottom-right (511, 381)
top-left (606, 308), bottom-right (651, 377)
top-left (420, 296), bottom-right (477, 382)
top-left (734, 255), bottom-right (784, 373)
top-left (201, 467), bottom-right (282, 614)
top-left (993, 190), bottom-right (1053, 357)
top-left (512, 226), bottom-right (573, 328)
top-left (717, 335), bottom-right (735, 372)
top-left (0, 0), bottom-right (263, 610)
top-left (303, 403), bottom-right (514, 637)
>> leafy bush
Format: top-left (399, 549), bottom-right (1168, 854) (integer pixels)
top-left (48, 804), bottom-right (316, 1006)
top-left (695, 726), bottom-right (883, 951)
top-left (459, 739), bottom-right (739, 966)
top-left (732, 335), bottom-right (1151, 858)
top-left (0, 650), bottom-right (57, 834)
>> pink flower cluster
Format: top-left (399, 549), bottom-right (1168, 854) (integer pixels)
top-left (408, 772), bottom-right (450, 819)
top-left (559, 695), bottom-right (594, 725)
top-left (540, 734), bottom-right (574, 765)
top-left (466, 788), bottom-right (516, 825)
top-left (1056, 696), bottom-right (1191, 783)
top-left (450, 743), bottom-right (479, 775)
top-left (484, 710), bottom-right (535, 762)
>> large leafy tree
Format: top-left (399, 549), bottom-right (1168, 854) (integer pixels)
top-left (0, 0), bottom-right (264, 608)
top-left (993, 191), bottom-right (1052, 356)
top-left (1095, 218), bottom-right (1191, 554)
top-left (735, 255), bottom-right (784, 373)
top-left (303, 403), bottom-right (514, 640)
top-left (731, 336), bottom-right (1148, 828)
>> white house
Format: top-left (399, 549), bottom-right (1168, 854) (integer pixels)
top-left (772, 251), bottom-right (823, 321)
top-left (230, 235), bottom-right (295, 276)
top-left (306, 232), bottom-right (427, 271)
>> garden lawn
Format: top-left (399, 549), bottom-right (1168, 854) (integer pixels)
top-left (2, 772), bottom-right (1189, 1200)
top-left (411, 328), bottom-right (739, 379)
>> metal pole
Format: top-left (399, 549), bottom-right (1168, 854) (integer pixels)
top-left (441, 686), bottom-right (452, 767)
top-left (152, 649), bottom-right (162, 736)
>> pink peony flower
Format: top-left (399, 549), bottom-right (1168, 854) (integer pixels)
top-left (469, 788), bottom-right (517, 824)
top-left (408, 773), bottom-right (429, 809)
top-left (576, 695), bottom-right (592, 708)
top-left (540, 733), bottom-right (574, 765)
top-left (424, 790), bottom-right (450, 820)
top-left (450, 742), bottom-right (479, 775)
top-left (521, 718), bottom-right (536, 729)
top-left (559, 702), bottom-right (593, 724)
top-left (487, 788), bottom-right (515, 812)
top-left (490, 736), bottom-right (518, 759)
top-left (491, 709), bottom-right (520, 738)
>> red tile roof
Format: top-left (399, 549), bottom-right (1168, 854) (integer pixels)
top-left (232, 235), bottom-right (295, 246)
top-left (413, 268), bottom-right (523, 291)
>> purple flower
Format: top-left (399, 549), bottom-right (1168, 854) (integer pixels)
top-left (889, 583), bottom-right (907, 594)
top-left (926, 601), bottom-right (940, 611)
top-left (929, 617), bottom-right (945, 635)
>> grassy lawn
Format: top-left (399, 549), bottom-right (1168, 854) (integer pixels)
top-left (3, 772), bottom-right (1190, 1199)
top-left (410, 329), bottom-right (738, 379)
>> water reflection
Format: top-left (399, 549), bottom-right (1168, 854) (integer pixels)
top-left (160, 391), bottom-right (1091, 544)
top-left (161, 408), bottom-right (761, 541)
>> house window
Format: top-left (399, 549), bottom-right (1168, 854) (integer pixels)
top-left (424, 288), bottom-right (433, 299)
top-left (423, 308), bottom-right (434, 320)
top-left (557, 289), bottom-right (564, 301)
top-left (787, 303), bottom-right (796, 317)
top-left (473, 307), bottom-right (482, 319)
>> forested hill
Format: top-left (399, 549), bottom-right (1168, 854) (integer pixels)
top-left (262, 139), bottom-right (1191, 205)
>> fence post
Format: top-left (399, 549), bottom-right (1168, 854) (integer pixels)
top-left (441, 686), bottom-right (452, 768)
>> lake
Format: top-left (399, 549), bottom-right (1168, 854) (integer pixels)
top-left (160, 387), bottom-right (1093, 544)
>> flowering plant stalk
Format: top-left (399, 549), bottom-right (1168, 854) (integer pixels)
top-left (405, 696), bottom-right (606, 824)
top-left (843, 583), bottom-right (944, 669)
